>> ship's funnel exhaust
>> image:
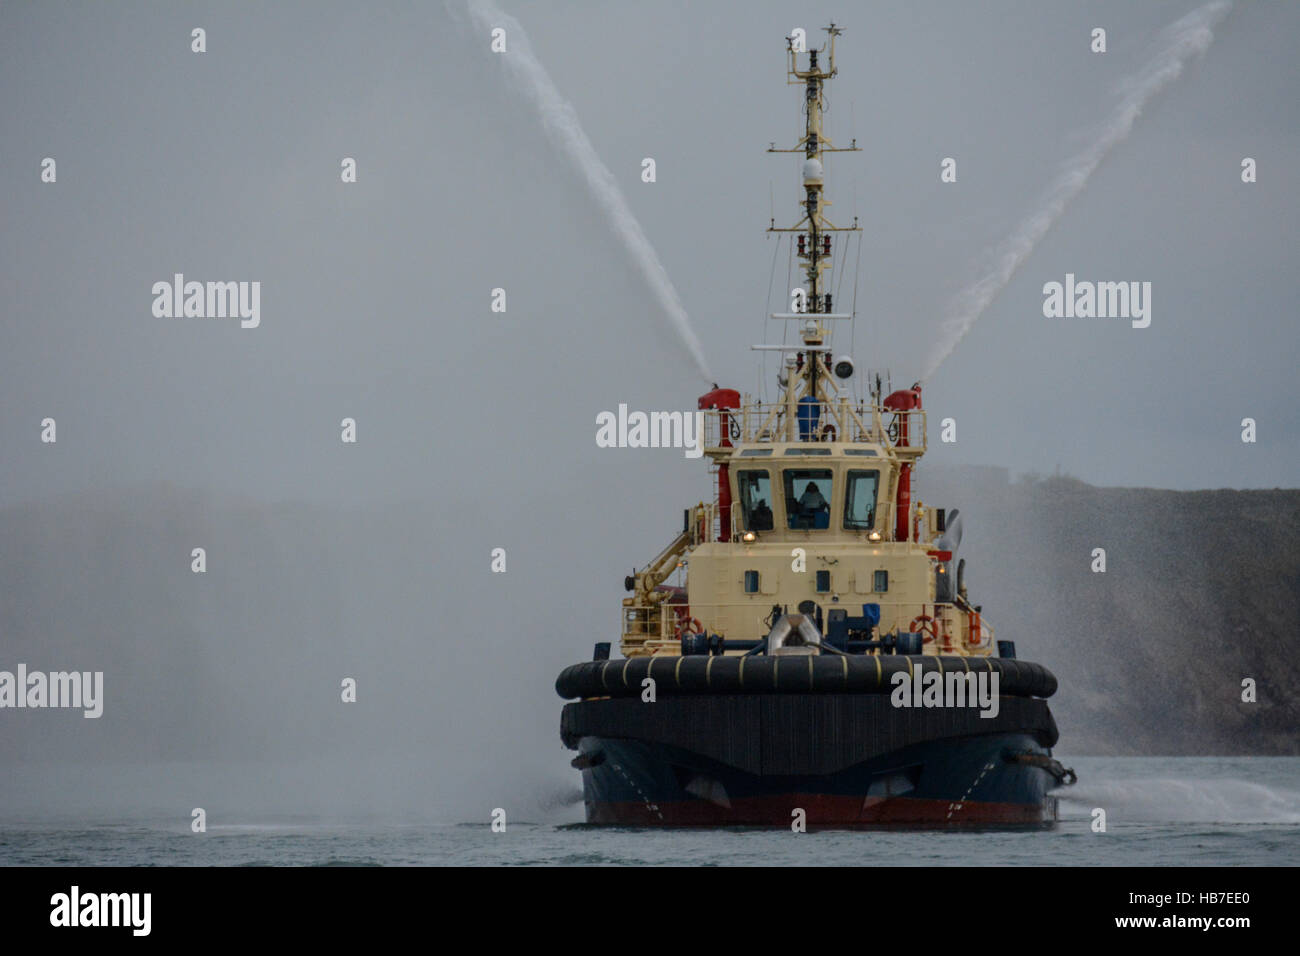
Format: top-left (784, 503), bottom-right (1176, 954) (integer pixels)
top-left (700, 387), bottom-right (741, 541)
top-left (883, 385), bottom-right (923, 541)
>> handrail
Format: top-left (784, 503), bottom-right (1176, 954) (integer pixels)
top-left (624, 600), bottom-right (937, 637)
top-left (622, 598), bottom-right (993, 655)
top-left (702, 400), bottom-right (924, 454)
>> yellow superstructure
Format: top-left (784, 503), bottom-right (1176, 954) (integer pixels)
top-left (620, 24), bottom-right (992, 661)
top-left (620, 382), bottom-right (992, 659)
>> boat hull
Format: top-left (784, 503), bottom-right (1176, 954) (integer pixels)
top-left (561, 692), bottom-right (1062, 827)
top-left (576, 732), bottom-right (1057, 826)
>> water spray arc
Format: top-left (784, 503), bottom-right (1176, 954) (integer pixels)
top-left (922, 1), bottom-right (1233, 380)
top-left (467, 0), bottom-right (713, 382)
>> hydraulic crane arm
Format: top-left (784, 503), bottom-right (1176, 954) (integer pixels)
top-left (634, 530), bottom-right (691, 603)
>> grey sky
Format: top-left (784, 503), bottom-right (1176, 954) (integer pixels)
top-left (2, 1), bottom-right (1296, 505)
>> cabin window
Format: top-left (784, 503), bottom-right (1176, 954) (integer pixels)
top-left (844, 469), bottom-right (880, 531)
top-left (815, 570), bottom-right (831, 593)
top-left (783, 469), bottom-right (833, 530)
top-left (744, 570), bottom-right (760, 593)
top-left (874, 570), bottom-right (889, 592)
top-left (736, 471), bottom-right (774, 531)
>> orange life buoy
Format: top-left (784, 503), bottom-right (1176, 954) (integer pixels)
top-left (675, 616), bottom-right (704, 638)
top-left (909, 614), bottom-right (938, 644)
top-left (820, 423), bottom-right (837, 442)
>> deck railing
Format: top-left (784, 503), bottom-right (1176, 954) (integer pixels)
top-left (701, 400), bottom-right (925, 454)
top-left (621, 599), bottom-right (991, 656)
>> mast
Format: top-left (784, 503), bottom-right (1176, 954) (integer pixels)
top-left (767, 23), bottom-right (862, 400)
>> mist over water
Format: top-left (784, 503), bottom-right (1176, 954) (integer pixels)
top-left (0, 486), bottom-right (601, 825)
top-left (462, 0), bottom-right (713, 382)
top-left (1057, 759), bottom-right (1300, 826)
top-left (4, 758), bottom-right (1295, 866)
top-left (922, 0), bottom-right (1233, 380)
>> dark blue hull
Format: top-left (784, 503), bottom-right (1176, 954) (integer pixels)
top-left (562, 693), bottom-right (1063, 826)
top-left (576, 733), bottom-right (1058, 826)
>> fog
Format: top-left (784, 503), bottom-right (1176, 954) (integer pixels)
top-left (1, 1), bottom-right (1295, 823)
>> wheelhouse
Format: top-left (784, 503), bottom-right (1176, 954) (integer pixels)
top-left (731, 445), bottom-right (887, 539)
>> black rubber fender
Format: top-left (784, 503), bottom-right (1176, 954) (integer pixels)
top-left (555, 653), bottom-right (1058, 700)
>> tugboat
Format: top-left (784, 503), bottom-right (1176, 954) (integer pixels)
top-left (556, 25), bottom-right (1075, 826)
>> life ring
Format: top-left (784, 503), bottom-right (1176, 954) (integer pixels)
top-left (675, 616), bottom-right (704, 638)
top-left (909, 614), bottom-right (938, 644)
top-left (820, 423), bottom-right (837, 442)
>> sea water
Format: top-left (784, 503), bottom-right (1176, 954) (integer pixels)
top-left (1, 757), bottom-right (1295, 866)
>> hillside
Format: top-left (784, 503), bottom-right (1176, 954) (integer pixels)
top-left (918, 467), bottom-right (1300, 754)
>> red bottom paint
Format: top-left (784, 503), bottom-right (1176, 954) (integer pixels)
top-left (588, 794), bottom-right (1058, 827)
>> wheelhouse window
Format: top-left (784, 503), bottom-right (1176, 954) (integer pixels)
top-left (783, 469), bottom-right (833, 530)
top-left (736, 470), bottom-right (774, 531)
top-left (844, 469), bottom-right (880, 531)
